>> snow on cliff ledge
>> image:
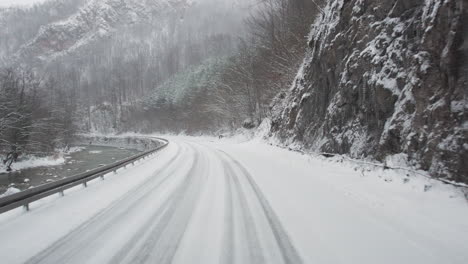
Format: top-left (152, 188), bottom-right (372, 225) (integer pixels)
top-left (270, 0), bottom-right (467, 183)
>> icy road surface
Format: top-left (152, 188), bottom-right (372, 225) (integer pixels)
top-left (0, 136), bottom-right (467, 264)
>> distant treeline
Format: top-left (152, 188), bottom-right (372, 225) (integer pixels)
top-left (0, 68), bottom-right (77, 154)
top-left (1, 0), bottom-right (325, 140)
top-left (124, 0), bottom-right (323, 134)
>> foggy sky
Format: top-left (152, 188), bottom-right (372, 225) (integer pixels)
top-left (0, 0), bottom-right (47, 7)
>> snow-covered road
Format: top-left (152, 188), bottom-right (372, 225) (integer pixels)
top-left (0, 137), bottom-right (467, 264)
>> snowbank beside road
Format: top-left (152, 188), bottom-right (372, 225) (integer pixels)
top-left (206, 139), bottom-right (468, 264)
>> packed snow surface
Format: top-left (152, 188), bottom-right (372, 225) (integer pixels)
top-left (0, 136), bottom-right (466, 264)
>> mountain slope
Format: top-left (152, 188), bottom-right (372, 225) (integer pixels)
top-left (270, 0), bottom-right (467, 182)
top-left (0, 0), bottom-right (87, 63)
top-left (10, 0), bottom-right (188, 65)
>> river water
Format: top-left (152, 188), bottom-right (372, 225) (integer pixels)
top-left (0, 145), bottom-right (140, 195)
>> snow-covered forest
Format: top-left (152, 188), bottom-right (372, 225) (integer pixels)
top-left (0, 0), bottom-right (466, 183)
top-left (0, 0), bottom-right (319, 153)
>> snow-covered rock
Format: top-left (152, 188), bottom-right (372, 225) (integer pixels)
top-left (0, 187), bottom-right (21, 198)
top-left (270, 0), bottom-right (467, 183)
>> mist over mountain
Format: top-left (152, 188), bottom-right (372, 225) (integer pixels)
top-left (0, 0), bottom-right (466, 183)
top-left (0, 1), bottom-right (467, 262)
top-left (0, 0), bottom-right (251, 67)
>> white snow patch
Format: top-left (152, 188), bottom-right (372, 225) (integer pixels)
top-left (450, 100), bottom-right (466, 113)
top-left (0, 155), bottom-right (66, 173)
top-left (0, 187), bottom-right (20, 198)
top-left (385, 153), bottom-right (410, 168)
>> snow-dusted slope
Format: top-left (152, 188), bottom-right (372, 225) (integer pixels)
top-left (12, 0), bottom-right (188, 64)
top-left (271, 0), bottom-right (467, 183)
top-left (0, 0), bottom-right (88, 64)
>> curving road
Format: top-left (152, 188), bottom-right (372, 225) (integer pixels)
top-left (1, 137), bottom-right (467, 264)
top-left (19, 140), bottom-right (303, 264)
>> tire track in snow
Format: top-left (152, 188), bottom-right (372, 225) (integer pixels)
top-left (25, 142), bottom-right (190, 264)
top-left (218, 150), bottom-right (304, 264)
top-left (24, 140), bottom-right (302, 264)
top-left (220, 158), bottom-right (265, 264)
top-left (113, 143), bottom-right (206, 264)
top-left (221, 161), bottom-right (235, 264)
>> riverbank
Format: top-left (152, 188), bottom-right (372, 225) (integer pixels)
top-left (0, 147), bottom-right (85, 174)
top-left (0, 145), bottom-right (140, 196)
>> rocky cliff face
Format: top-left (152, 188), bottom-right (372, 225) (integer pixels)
top-left (271, 0), bottom-right (467, 182)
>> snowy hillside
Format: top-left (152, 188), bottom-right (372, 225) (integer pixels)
top-left (0, 0), bottom-right (87, 64)
top-left (8, 0), bottom-right (189, 65)
top-left (0, 0), bottom-right (464, 183)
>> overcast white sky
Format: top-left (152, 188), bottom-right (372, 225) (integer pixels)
top-left (0, 0), bottom-right (48, 7)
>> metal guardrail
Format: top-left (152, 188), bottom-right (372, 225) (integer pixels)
top-left (0, 137), bottom-right (169, 214)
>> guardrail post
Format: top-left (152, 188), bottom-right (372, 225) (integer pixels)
top-left (83, 182), bottom-right (88, 188)
top-left (100, 175), bottom-right (105, 180)
top-left (59, 190), bottom-right (64, 197)
top-left (23, 204), bottom-right (30, 212)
